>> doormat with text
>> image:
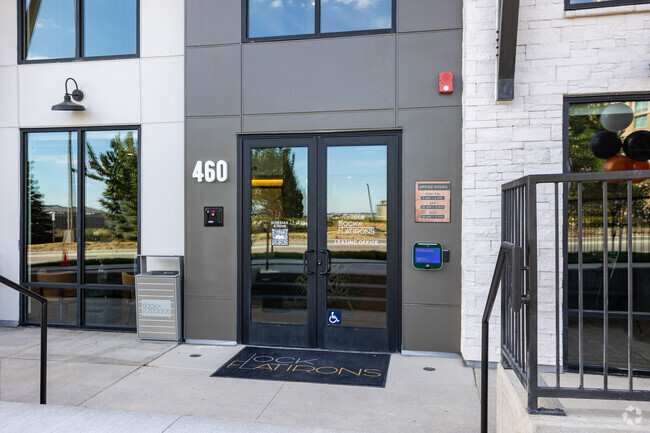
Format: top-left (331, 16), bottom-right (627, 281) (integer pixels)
top-left (211, 346), bottom-right (390, 387)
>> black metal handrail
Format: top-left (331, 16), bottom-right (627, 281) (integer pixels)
top-left (0, 275), bottom-right (47, 404)
top-left (481, 242), bottom-right (521, 433)
top-left (482, 171), bottom-right (650, 433)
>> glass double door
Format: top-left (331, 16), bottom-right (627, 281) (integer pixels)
top-left (242, 134), bottom-right (399, 352)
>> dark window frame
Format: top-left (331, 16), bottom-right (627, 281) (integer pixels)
top-left (565, 0), bottom-right (649, 11)
top-left (237, 130), bottom-right (403, 352)
top-left (20, 125), bottom-right (141, 331)
top-left (242, 0), bottom-right (396, 43)
top-left (18, 0), bottom-right (140, 64)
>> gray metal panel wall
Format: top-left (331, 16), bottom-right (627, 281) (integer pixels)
top-left (185, 0), bottom-right (463, 352)
top-left (242, 36), bottom-right (395, 115)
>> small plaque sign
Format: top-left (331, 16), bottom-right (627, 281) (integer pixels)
top-left (415, 181), bottom-right (451, 223)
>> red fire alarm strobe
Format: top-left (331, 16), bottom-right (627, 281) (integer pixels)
top-left (439, 71), bottom-right (453, 93)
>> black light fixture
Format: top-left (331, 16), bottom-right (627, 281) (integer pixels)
top-left (51, 77), bottom-right (85, 111)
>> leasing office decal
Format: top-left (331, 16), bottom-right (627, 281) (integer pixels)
top-left (211, 346), bottom-right (390, 387)
top-left (334, 220), bottom-right (379, 246)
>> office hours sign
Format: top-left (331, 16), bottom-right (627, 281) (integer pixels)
top-left (415, 181), bottom-right (451, 223)
top-left (192, 160), bottom-right (228, 183)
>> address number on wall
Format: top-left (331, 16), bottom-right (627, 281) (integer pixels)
top-left (192, 160), bottom-right (228, 183)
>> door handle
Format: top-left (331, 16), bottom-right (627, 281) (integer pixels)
top-left (319, 249), bottom-right (331, 275)
top-left (303, 249), bottom-right (315, 275)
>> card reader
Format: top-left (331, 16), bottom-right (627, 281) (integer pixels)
top-left (413, 242), bottom-right (444, 270)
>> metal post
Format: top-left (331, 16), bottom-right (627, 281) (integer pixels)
top-left (602, 181), bottom-right (609, 390)
top-left (627, 181), bottom-right (633, 391)
top-left (526, 178), bottom-right (539, 413)
top-left (481, 246), bottom-right (508, 433)
top-left (577, 183), bottom-right (584, 389)
top-left (265, 221), bottom-right (270, 271)
top-left (481, 318), bottom-right (490, 433)
top-left (40, 299), bottom-right (47, 404)
top-left (555, 182), bottom-right (560, 388)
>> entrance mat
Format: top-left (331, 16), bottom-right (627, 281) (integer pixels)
top-left (211, 346), bottom-right (390, 388)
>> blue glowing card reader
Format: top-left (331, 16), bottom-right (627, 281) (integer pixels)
top-left (413, 242), bottom-right (443, 270)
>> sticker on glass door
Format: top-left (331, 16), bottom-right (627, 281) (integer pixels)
top-left (328, 310), bottom-right (342, 325)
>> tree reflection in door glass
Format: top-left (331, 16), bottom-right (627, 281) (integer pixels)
top-left (84, 130), bottom-right (138, 327)
top-left (327, 145), bottom-right (387, 328)
top-left (250, 147), bottom-right (309, 324)
top-left (84, 131), bottom-right (139, 288)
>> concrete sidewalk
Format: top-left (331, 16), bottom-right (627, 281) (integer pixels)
top-left (0, 327), bottom-right (491, 432)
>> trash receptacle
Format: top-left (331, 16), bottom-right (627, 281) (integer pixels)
top-left (135, 256), bottom-right (183, 342)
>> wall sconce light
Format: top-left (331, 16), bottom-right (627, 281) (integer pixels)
top-left (51, 78), bottom-right (85, 111)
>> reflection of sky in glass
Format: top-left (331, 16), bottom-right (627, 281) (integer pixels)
top-left (24, 0), bottom-right (136, 60)
top-left (328, 146), bottom-right (386, 214)
top-left (321, 0), bottom-right (391, 33)
top-left (85, 131), bottom-right (138, 210)
top-left (569, 0), bottom-right (614, 3)
top-left (27, 132), bottom-right (78, 208)
top-left (83, 0), bottom-right (137, 57)
top-left (248, 0), bottom-right (392, 38)
top-left (249, 0), bottom-right (315, 37)
top-left (25, 0), bottom-right (76, 60)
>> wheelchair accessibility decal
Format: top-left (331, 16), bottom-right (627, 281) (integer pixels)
top-left (328, 310), bottom-right (341, 325)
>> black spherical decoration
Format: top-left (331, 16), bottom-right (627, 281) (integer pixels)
top-left (623, 130), bottom-right (650, 162)
top-left (589, 131), bottom-right (622, 159)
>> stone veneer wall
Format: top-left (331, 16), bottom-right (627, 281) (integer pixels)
top-left (461, 0), bottom-right (650, 362)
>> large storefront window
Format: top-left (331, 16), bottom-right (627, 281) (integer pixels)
top-left (566, 96), bottom-right (650, 372)
top-left (21, 0), bottom-right (138, 61)
top-left (23, 128), bottom-right (139, 328)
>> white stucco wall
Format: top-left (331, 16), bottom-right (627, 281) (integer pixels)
top-left (461, 0), bottom-right (650, 362)
top-left (0, 0), bottom-right (185, 322)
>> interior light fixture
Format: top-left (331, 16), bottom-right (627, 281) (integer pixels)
top-left (51, 77), bottom-right (85, 111)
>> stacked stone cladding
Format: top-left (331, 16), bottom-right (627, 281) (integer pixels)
top-left (461, 0), bottom-right (650, 362)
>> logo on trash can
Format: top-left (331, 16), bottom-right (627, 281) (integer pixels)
top-left (142, 299), bottom-right (172, 317)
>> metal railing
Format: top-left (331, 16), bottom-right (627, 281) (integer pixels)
top-left (0, 275), bottom-right (47, 404)
top-left (567, 196), bottom-right (650, 255)
top-left (481, 171), bottom-right (650, 433)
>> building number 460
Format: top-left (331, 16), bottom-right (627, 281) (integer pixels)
top-left (192, 160), bottom-right (228, 183)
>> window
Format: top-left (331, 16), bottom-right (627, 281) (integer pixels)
top-left (567, 98), bottom-right (650, 176)
top-left (21, 0), bottom-right (138, 62)
top-left (245, 0), bottom-right (394, 41)
top-left (565, 95), bottom-right (650, 372)
top-left (565, 0), bottom-right (649, 10)
top-left (22, 127), bottom-right (139, 329)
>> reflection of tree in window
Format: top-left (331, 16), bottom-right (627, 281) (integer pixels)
top-left (26, 161), bottom-right (52, 245)
top-left (568, 102), bottom-right (650, 202)
top-left (251, 148), bottom-right (304, 219)
top-left (567, 100), bottom-right (650, 372)
top-left (568, 101), bottom-right (650, 310)
top-left (86, 132), bottom-right (138, 241)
